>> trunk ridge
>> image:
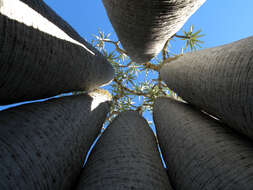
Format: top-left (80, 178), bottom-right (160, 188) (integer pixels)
top-left (154, 97), bottom-right (253, 190)
top-left (0, 93), bottom-right (110, 190)
top-left (102, 0), bottom-right (205, 62)
top-left (75, 111), bottom-right (173, 190)
top-left (0, 0), bottom-right (114, 105)
top-left (161, 36), bottom-right (253, 140)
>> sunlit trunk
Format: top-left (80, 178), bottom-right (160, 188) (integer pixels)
top-left (0, 0), bottom-right (114, 105)
top-left (154, 97), bottom-right (253, 190)
top-left (102, 0), bottom-right (205, 62)
top-left (0, 92), bottom-right (110, 190)
top-left (161, 36), bottom-right (253, 139)
top-left (76, 111), bottom-right (173, 190)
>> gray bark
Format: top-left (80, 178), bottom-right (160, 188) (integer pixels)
top-left (20, 0), bottom-right (101, 54)
top-left (0, 93), bottom-right (110, 190)
top-left (75, 111), bottom-right (173, 190)
top-left (0, 0), bottom-right (114, 105)
top-left (160, 36), bottom-right (253, 139)
top-left (102, 0), bottom-right (205, 63)
top-left (154, 97), bottom-right (253, 190)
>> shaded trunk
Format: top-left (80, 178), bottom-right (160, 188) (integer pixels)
top-left (102, 0), bottom-right (205, 63)
top-left (161, 36), bottom-right (253, 139)
top-left (154, 97), bottom-right (253, 190)
top-left (75, 111), bottom-right (173, 190)
top-left (0, 93), bottom-right (110, 190)
top-left (0, 0), bottom-right (114, 105)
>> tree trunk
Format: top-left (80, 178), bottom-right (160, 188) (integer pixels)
top-left (0, 0), bottom-right (114, 105)
top-left (154, 97), bottom-right (253, 190)
top-left (75, 111), bottom-right (173, 190)
top-left (20, 0), bottom-right (101, 55)
top-left (102, 0), bottom-right (205, 63)
top-left (160, 36), bottom-right (253, 139)
top-left (0, 92), bottom-right (110, 190)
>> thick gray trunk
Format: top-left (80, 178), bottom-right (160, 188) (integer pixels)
top-left (0, 0), bottom-right (114, 105)
top-left (75, 111), bottom-right (173, 190)
top-left (20, 0), bottom-right (100, 55)
top-left (102, 0), bottom-right (205, 63)
top-left (154, 97), bottom-right (253, 190)
top-left (0, 93), bottom-right (110, 190)
top-left (161, 36), bottom-right (253, 139)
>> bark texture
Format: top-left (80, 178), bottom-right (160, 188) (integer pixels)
top-left (76, 111), bottom-right (173, 190)
top-left (20, 0), bottom-right (100, 54)
top-left (154, 97), bottom-right (253, 190)
top-left (0, 0), bottom-right (114, 105)
top-left (0, 94), bottom-right (110, 190)
top-left (102, 0), bottom-right (205, 63)
top-left (161, 36), bottom-right (253, 139)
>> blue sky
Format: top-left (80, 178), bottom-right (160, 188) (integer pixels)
top-left (44, 0), bottom-right (253, 49)
top-left (1, 1), bottom-right (253, 114)
top-left (1, 0), bottom-right (252, 166)
top-left (45, 0), bottom-right (253, 131)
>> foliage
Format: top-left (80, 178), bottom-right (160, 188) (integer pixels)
top-left (91, 25), bottom-right (204, 127)
top-left (174, 25), bottom-right (205, 51)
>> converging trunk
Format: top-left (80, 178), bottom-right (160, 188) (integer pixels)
top-left (0, 92), bottom-right (110, 190)
top-left (154, 97), bottom-right (253, 190)
top-left (75, 111), bottom-right (173, 190)
top-left (0, 0), bottom-right (114, 105)
top-left (102, 0), bottom-right (205, 63)
top-left (160, 36), bottom-right (253, 139)
top-left (20, 0), bottom-right (102, 55)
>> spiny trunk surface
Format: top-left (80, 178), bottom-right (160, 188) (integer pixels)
top-left (161, 36), bottom-right (253, 139)
top-left (102, 0), bottom-right (205, 63)
top-left (75, 111), bottom-right (173, 190)
top-left (0, 94), bottom-right (110, 190)
top-left (0, 0), bottom-right (114, 105)
top-left (154, 97), bottom-right (253, 190)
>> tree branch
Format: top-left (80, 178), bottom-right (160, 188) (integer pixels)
top-left (114, 79), bottom-right (151, 97)
top-left (102, 39), bottom-right (127, 55)
top-left (141, 62), bottom-right (160, 71)
top-left (117, 61), bottom-right (133, 68)
top-left (173, 34), bottom-right (191, 39)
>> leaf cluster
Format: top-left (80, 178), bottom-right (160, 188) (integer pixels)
top-left (178, 25), bottom-right (205, 51)
top-left (91, 25), bottom-right (204, 126)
